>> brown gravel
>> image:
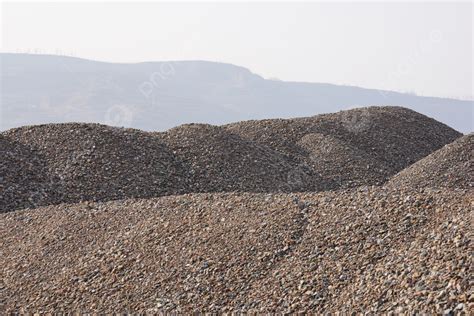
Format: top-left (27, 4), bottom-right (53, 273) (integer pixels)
top-left (243, 188), bottom-right (473, 314)
top-left (388, 133), bottom-right (473, 189)
top-left (1, 106), bottom-right (471, 313)
top-left (332, 194), bottom-right (473, 313)
top-left (1, 193), bottom-right (307, 313)
top-left (1, 188), bottom-right (472, 313)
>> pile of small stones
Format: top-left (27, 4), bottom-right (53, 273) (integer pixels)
top-left (0, 106), bottom-right (463, 213)
top-left (226, 106), bottom-right (461, 179)
top-left (1, 106), bottom-right (472, 313)
top-left (160, 123), bottom-right (327, 193)
top-left (0, 134), bottom-right (63, 212)
top-left (1, 188), bottom-right (471, 313)
top-left (1, 123), bottom-right (191, 212)
top-left (297, 132), bottom-right (393, 188)
top-left (388, 133), bottom-right (473, 189)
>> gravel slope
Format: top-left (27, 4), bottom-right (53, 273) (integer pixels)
top-left (244, 188), bottom-right (473, 313)
top-left (0, 135), bottom-right (62, 212)
top-left (1, 188), bottom-right (472, 313)
top-left (0, 106), bottom-right (463, 213)
top-left (160, 124), bottom-right (329, 193)
top-left (2, 124), bottom-right (190, 210)
top-left (1, 193), bottom-right (307, 313)
top-left (226, 106), bottom-right (462, 184)
top-left (388, 134), bottom-right (473, 189)
top-left (297, 133), bottom-right (393, 187)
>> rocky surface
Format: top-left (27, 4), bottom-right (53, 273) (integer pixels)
top-left (297, 133), bottom-right (393, 187)
top-left (388, 133), bottom-right (473, 189)
top-left (1, 188), bottom-right (472, 313)
top-left (0, 106), bottom-right (463, 212)
top-left (245, 188), bottom-right (473, 314)
top-left (0, 135), bottom-right (62, 212)
top-left (2, 123), bottom-right (190, 211)
top-left (332, 195), bottom-right (473, 313)
top-left (1, 193), bottom-right (307, 313)
top-left (1, 106), bottom-right (471, 312)
top-left (226, 106), bottom-right (462, 178)
top-left (160, 124), bottom-right (328, 193)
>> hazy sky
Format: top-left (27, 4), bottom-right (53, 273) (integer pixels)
top-left (1, 1), bottom-right (473, 99)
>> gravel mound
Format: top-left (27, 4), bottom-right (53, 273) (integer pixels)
top-left (0, 135), bottom-right (62, 212)
top-left (160, 124), bottom-right (329, 193)
top-left (1, 188), bottom-right (471, 313)
top-left (388, 134), bottom-right (473, 189)
top-left (297, 133), bottom-right (393, 187)
top-left (332, 195), bottom-right (472, 313)
top-left (2, 123), bottom-right (190, 209)
top-left (0, 106), bottom-right (463, 212)
top-left (225, 118), bottom-right (311, 161)
top-left (226, 106), bottom-right (462, 185)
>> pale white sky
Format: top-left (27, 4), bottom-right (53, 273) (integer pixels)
top-left (1, 1), bottom-right (473, 99)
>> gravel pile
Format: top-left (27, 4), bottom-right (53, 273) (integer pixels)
top-left (332, 193), bottom-right (472, 313)
top-left (388, 134), bottom-right (473, 189)
top-left (245, 188), bottom-right (473, 313)
top-left (0, 106), bottom-right (463, 213)
top-left (1, 193), bottom-right (308, 313)
top-left (297, 133), bottom-right (393, 187)
top-left (160, 124), bottom-right (329, 193)
top-left (0, 135), bottom-right (62, 212)
top-left (226, 106), bottom-right (462, 186)
top-left (2, 188), bottom-right (471, 313)
top-left (2, 123), bottom-right (190, 210)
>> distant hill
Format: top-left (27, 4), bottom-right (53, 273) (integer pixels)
top-left (1, 53), bottom-right (472, 133)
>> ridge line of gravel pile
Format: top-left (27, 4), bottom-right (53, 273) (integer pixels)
top-left (387, 133), bottom-right (473, 189)
top-left (0, 106), bottom-right (463, 213)
top-left (225, 106), bottom-right (462, 184)
top-left (1, 123), bottom-right (192, 213)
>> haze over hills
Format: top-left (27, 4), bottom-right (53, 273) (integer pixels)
top-left (1, 53), bottom-right (472, 133)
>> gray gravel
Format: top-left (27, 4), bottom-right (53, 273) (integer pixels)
top-left (1, 123), bottom-right (190, 212)
top-left (0, 106), bottom-right (462, 212)
top-left (160, 123), bottom-right (328, 193)
top-left (0, 135), bottom-right (63, 211)
top-left (226, 106), bottom-right (461, 183)
top-left (297, 132), bottom-right (393, 187)
top-left (388, 133), bottom-right (473, 189)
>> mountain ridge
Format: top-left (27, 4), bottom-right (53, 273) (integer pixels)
top-left (1, 53), bottom-right (472, 133)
